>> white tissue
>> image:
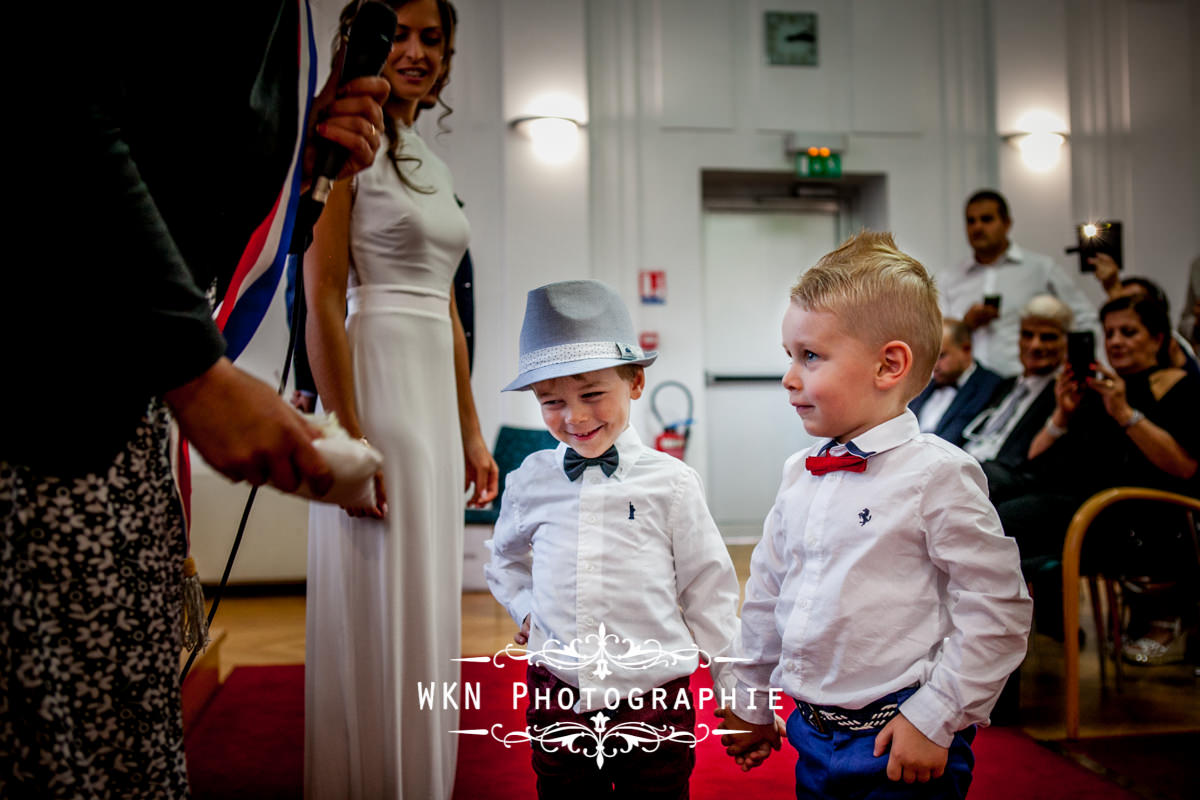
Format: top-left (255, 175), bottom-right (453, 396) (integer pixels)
top-left (293, 411), bottom-right (384, 509)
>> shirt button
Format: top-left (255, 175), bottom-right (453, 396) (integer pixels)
top-left (586, 514), bottom-right (598, 524)
top-left (798, 598), bottom-right (810, 609)
top-left (805, 536), bottom-right (817, 549)
top-left (585, 562), bottom-right (596, 572)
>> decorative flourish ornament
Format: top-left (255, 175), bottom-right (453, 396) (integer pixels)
top-left (482, 622), bottom-right (745, 676)
top-left (487, 715), bottom-right (737, 768)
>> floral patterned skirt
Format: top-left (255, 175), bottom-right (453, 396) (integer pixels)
top-left (0, 399), bottom-right (190, 799)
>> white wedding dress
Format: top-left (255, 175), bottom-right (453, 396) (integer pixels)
top-left (305, 126), bottom-right (469, 800)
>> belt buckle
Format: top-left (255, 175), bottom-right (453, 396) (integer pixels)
top-left (795, 700), bottom-right (828, 734)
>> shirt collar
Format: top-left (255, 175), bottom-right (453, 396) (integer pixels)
top-left (968, 240), bottom-right (1025, 270)
top-left (820, 410), bottom-right (920, 459)
top-left (1021, 370), bottom-right (1056, 392)
top-left (555, 425), bottom-right (644, 481)
top-left (956, 361), bottom-right (977, 389)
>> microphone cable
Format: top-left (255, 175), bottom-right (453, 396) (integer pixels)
top-left (180, 255), bottom-right (307, 682)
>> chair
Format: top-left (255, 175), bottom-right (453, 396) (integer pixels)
top-left (462, 426), bottom-right (558, 589)
top-left (464, 426), bottom-right (558, 525)
top-left (1061, 487), bottom-right (1200, 739)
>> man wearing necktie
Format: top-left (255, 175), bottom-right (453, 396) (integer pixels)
top-left (908, 318), bottom-right (1004, 446)
top-left (719, 232), bottom-right (1031, 798)
top-left (486, 280), bottom-right (740, 798)
top-left (964, 295), bottom-right (1072, 497)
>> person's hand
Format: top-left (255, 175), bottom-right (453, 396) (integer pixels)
top-left (1089, 252), bottom-right (1121, 295)
top-left (303, 42), bottom-right (390, 186)
top-left (1053, 363), bottom-right (1084, 421)
top-left (165, 358), bottom-right (333, 495)
top-left (464, 432), bottom-right (499, 508)
top-left (514, 614), bottom-right (531, 646)
top-left (344, 469), bottom-right (388, 520)
top-left (716, 707), bottom-right (781, 772)
top-left (873, 713), bottom-right (948, 784)
top-left (963, 302), bottom-right (999, 331)
top-left (289, 390), bottom-right (317, 413)
top-left (1086, 363), bottom-right (1132, 424)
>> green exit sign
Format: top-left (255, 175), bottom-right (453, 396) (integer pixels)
top-left (795, 151), bottom-right (842, 178)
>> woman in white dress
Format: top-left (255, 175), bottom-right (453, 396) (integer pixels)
top-left (303, 2), bottom-right (498, 797)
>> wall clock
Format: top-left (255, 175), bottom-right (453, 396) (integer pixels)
top-left (765, 11), bottom-right (818, 66)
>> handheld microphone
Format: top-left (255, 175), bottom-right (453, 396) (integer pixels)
top-left (310, 1), bottom-right (397, 203)
top-left (290, 1), bottom-right (396, 254)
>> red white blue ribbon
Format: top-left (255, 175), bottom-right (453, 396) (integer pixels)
top-left (175, 0), bottom-right (316, 542)
top-left (213, 0), bottom-right (317, 362)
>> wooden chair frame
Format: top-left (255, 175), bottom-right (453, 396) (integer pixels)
top-left (1061, 486), bottom-right (1200, 739)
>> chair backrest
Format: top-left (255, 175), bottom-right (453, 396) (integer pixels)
top-left (465, 425), bottom-right (558, 525)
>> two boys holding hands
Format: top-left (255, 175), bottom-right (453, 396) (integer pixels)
top-left (487, 231), bottom-right (1032, 799)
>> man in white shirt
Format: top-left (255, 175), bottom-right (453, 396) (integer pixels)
top-left (909, 319), bottom-right (1003, 446)
top-left (939, 189), bottom-right (1097, 377)
top-left (964, 296), bottom-right (1072, 486)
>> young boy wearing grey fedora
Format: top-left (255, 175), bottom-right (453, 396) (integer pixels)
top-left (485, 279), bottom-right (741, 798)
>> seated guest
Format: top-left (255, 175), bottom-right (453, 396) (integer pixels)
top-left (964, 296), bottom-right (1070, 489)
top-left (910, 317), bottom-right (1004, 446)
top-left (1089, 254), bottom-right (1199, 377)
top-left (1181, 255), bottom-right (1198, 351)
top-left (992, 294), bottom-right (1199, 656)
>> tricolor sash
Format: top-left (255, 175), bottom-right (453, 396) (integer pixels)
top-left (212, 0), bottom-right (318, 364)
top-left (174, 0), bottom-right (317, 536)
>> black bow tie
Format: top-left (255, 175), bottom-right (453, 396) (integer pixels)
top-left (563, 446), bottom-right (619, 481)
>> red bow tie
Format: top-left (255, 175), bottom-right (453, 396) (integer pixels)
top-left (805, 454), bottom-right (868, 475)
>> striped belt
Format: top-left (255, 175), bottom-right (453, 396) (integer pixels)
top-left (794, 690), bottom-right (911, 734)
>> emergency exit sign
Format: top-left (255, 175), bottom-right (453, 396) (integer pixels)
top-left (795, 150), bottom-right (842, 178)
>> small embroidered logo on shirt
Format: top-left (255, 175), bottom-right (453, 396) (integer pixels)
top-left (628, 502), bottom-right (636, 520)
top-left (858, 508), bottom-right (871, 526)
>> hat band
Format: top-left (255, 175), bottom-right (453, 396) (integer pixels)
top-left (519, 340), bottom-right (645, 373)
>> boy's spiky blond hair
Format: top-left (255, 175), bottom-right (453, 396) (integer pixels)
top-left (790, 231), bottom-right (942, 392)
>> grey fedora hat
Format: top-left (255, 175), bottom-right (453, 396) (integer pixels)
top-left (503, 279), bottom-right (657, 391)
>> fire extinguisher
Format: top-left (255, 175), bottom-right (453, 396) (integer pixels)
top-left (650, 380), bottom-right (694, 461)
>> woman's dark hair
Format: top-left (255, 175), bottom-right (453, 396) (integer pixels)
top-left (417, 0), bottom-right (456, 133)
top-left (1118, 276), bottom-right (1169, 311)
top-left (336, 0), bottom-right (456, 192)
top-left (1101, 294), bottom-right (1172, 368)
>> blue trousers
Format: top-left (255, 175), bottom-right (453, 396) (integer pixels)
top-left (786, 690), bottom-right (975, 800)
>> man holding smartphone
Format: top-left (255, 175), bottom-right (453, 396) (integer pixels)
top-left (939, 189), bottom-right (1099, 377)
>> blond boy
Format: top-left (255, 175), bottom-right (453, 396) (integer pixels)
top-left (719, 232), bottom-right (1032, 799)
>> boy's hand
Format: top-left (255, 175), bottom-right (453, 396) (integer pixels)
top-left (715, 707), bottom-right (781, 772)
top-left (514, 615), bottom-right (531, 646)
top-left (873, 713), bottom-right (948, 783)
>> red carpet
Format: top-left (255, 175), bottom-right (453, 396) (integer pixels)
top-left (186, 662), bottom-right (1138, 799)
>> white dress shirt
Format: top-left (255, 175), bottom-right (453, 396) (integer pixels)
top-left (733, 411), bottom-right (1032, 747)
top-left (486, 427), bottom-right (741, 711)
top-left (963, 372), bottom-right (1055, 462)
top-left (940, 242), bottom-right (1098, 377)
top-left (917, 362), bottom-right (976, 433)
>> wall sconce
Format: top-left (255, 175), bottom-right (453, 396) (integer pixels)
top-left (509, 115), bottom-right (585, 165)
top-left (1001, 111), bottom-right (1069, 172)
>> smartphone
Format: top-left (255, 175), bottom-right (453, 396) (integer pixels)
top-left (983, 294), bottom-right (1002, 311)
top-left (1067, 331), bottom-right (1095, 381)
top-left (1065, 220), bottom-right (1123, 273)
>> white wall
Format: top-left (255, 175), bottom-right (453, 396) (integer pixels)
top-left (1065, 0), bottom-right (1198, 311)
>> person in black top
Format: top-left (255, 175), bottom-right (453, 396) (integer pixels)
top-left (0, 3), bottom-right (387, 796)
top-left (992, 294), bottom-right (1199, 658)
